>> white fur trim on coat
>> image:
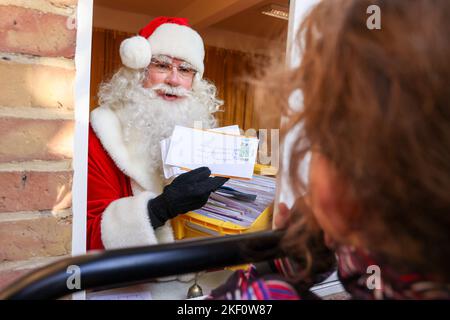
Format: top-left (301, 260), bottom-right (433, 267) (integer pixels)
top-left (90, 106), bottom-right (163, 193)
top-left (101, 191), bottom-right (174, 249)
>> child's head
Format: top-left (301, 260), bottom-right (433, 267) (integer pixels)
top-left (279, 0), bottom-right (450, 280)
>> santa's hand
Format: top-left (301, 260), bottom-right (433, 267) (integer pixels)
top-left (147, 167), bottom-right (228, 228)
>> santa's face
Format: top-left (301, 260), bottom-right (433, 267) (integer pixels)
top-left (142, 55), bottom-right (196, 101)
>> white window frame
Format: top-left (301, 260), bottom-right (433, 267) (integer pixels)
top-left (71, 0), bottom-right (93, 300)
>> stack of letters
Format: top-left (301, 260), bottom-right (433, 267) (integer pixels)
top-left (192, 174), bottom-right (276, 227)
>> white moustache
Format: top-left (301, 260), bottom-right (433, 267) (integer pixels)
top-left (151, 83), bottom-right (191, 98)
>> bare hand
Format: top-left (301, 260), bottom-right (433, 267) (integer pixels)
top-left (273, 202), bottom-right (290, 229)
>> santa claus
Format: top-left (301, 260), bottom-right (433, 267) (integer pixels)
top-left (87, 17), bottom-right (227, 251)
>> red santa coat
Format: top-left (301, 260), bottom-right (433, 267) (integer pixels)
top-left (87, 106), bottom-right (175, 250)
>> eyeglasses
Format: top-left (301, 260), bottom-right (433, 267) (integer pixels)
top-left (149, 58), bottom-right (197, 81)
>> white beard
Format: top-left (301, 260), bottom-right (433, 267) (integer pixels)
top-left (115, 84), bottom-right (216, 177)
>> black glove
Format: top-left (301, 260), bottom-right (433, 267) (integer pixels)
top-left (147, 167), bottom-right (228, 228)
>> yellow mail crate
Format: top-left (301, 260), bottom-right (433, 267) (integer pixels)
top-left (253, 163), bottom-right (278, 176)
top-left (171, 205), bottom-right (273, 240)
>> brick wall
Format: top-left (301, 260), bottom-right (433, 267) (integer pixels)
top-left (0, 0), bottom-right (78, 291)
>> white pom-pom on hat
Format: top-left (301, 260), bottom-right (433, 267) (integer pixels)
top-left (119, 36), bottom-right (152, 70)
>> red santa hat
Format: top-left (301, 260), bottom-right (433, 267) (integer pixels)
top-left (119, 17), bottom-right (205, 77)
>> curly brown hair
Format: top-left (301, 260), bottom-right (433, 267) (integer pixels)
top-left (272, 0), bottom-right (450, 282)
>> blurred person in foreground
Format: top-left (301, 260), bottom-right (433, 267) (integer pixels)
top-left (209, 0), bottom-right (450, 300)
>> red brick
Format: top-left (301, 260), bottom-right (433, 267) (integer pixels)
top-left (0, 268), bottom-right (30, 289)
top-left (0, 215), bottom-right (72, 261)
top-left (0, 170), bottom-right (73, 213)
top-left (0, 118), bottom-right (74, 163)
top-left (0, 256), bottom-right (68, 291)
top-left (0, 60), bottom-right (75, 109)
top-left (0, 5), bottom-right (76, 58)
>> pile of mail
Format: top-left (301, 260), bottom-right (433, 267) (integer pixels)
top-left (192, 174), bottom-right (276, 227)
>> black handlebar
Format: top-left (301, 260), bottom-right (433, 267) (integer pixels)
top-left (0, 230), bottom-right (285, 300)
